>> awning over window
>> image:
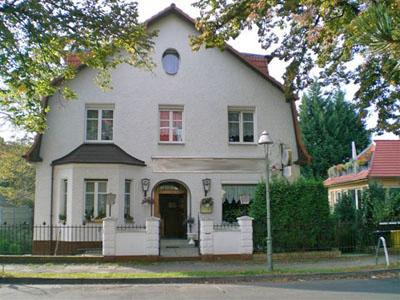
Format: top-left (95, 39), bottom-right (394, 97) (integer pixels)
top-left (222, 184), bottom-right (257, 204)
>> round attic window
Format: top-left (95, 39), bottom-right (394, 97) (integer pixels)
top-left (162, 49), bottom-right (180, 75)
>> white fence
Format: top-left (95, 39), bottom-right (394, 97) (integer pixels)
top-left (200, 216), bottom-right (253, 255)
top-left (103, 217), bottom-right (160, 256)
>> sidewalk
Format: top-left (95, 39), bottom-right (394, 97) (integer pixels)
top-left (1, 254), bottom-right (399, 276)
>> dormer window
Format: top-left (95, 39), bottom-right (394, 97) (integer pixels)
top-left (85, 105), bottom-right (114, 142)
top-left (162, 49), bottom-right (180, 75)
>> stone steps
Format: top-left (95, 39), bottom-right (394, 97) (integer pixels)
top-left (160, 238), bottom-right (199, 257)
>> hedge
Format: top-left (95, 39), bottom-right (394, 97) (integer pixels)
top-left (250, 179), bottom-right (333, 252)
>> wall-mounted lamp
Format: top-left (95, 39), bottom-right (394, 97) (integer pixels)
top-left (202, 178), bottom-right (211, 196)
top-left (141, 178), bottom-right (150, 197)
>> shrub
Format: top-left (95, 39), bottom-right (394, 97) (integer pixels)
top-left (250, 178), bottom-right (333, 252)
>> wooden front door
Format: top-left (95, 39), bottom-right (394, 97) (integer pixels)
top-left (153, 182), bottom-right (187, 239)
top-left (159, 194), bottom-right (186, 238)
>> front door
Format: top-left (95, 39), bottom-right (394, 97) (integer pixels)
top-left (159, 194), bottom-right (186, 238)
top-left (153, 181), bottom-right (188, 239)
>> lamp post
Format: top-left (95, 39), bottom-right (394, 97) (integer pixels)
top-left (258, 130), bottom-right (273, 271)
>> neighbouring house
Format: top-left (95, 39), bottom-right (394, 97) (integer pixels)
top-left (324, 140), bottom-right (400, 209)
top-left (0, 195), bottom-right (33, 225)
top-left (24, 4), bottom-right (310, 256)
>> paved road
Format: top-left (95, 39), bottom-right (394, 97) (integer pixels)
top-left (0, 279), bottom-right (399, 300)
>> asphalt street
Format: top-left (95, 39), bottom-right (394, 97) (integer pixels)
top-left (0, 278), bottom-right (399, 300)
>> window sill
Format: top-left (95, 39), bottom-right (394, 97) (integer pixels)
top-left (158, 142), bottom-right (185, 145)
top-left (228, 142), bottom-right (257, 146)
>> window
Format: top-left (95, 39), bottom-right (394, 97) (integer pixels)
top-left (222, 184), bottom-right (257, 222)
top-left (60, 179), bottom-right (67, 222)
top-left (124, 180), bottom-right (132, 220)
top-left (86, 107), bottom-right (114, 141)
top-left (162, 49), bottom-right (180, 75)
top-left (84, 180), bottom-right (107, 220)
top-left (159, 108), bottom-right (183, 142)
top-left (228, 110), bottom-right (255, 143)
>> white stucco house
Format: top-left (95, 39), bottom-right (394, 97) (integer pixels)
top-left (24, 4), bottom-right (310, 256)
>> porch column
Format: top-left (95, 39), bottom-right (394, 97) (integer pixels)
top-left (102, 217), bottom-right (116, 256)
top-left (237, 216), bottom-right (253, 254)
top-left (145, 217), bottom-right (160, 256)
top-left (200, 218), bottom-right (214, 255)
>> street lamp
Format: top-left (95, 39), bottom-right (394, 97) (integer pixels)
top-left (258, 130), bottom-right (274, 271)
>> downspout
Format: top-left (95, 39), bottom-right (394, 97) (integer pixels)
top-left (49, 164), bottom-right (54, 255)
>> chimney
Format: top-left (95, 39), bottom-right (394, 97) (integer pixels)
top-left (64, 54), bottom-right (82, 68)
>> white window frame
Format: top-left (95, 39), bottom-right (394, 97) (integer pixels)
top-left (84, 180), bottom-right (108, 220)
top-left (228, 108), bottom-right (256, 144)
top-left (158, 105), bottom-right (184, 144)
top-left (85, 105), bottom-right (114, 143)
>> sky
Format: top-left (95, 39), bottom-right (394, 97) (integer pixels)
top-left (0, 0), bottom-right (397, 142)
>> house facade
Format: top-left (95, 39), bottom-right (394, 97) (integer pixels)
top-left (324, 140), bottom-right (400, 208)
top-left (25, 5), bottom-right (309, 255)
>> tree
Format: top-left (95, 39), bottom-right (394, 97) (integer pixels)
top-left (299, 82), bottom-right (370, 178)
top-left (192, 1), bottom-right (400, 135)
top-left (0, 137), bottom-right (35, 206)
top-left (0, 0), bottom-right (155, 133)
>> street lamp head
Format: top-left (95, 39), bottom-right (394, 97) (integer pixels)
top-left (258, 131), bottom-right (273, 145)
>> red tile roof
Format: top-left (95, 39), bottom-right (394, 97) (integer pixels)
top-left (369, 140), bottom-right (400, 177)
top-left (239, 53), bottom-right (271, 76)
top-left (324, 139), bottom-right (400, 187)
top-left (324, 169), bottom-right (369, 186)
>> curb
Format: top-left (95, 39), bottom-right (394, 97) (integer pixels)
top-left (0, 268), bottom-right (399, 285)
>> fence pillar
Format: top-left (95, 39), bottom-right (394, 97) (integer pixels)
top-left (102, 218), bottom-right (116, 256)
top-left (145, 217), bottom-right (160, 256)
top-left (200, 218), bottom-right (214, 255)
top-left (237, 216), bottom-right (253, 254)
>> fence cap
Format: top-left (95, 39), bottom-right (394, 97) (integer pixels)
top-left (146, 216), bottom-right (160, 222)
top-left (237, 216), bottom-right (254, 221)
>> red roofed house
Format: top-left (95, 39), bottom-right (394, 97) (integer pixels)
top-left (324, 140), bottom-right (400, 208)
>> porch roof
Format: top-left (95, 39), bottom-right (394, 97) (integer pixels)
top-left (51, 143), bottom-right (146, 166)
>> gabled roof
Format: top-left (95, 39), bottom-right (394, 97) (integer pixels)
top-left (323, 170), bottom-right (369, 187)
top-left (324, 139), bottom-right (400, 187)
top-left (51, 143), bottom-right (146, 166)
top-left (24, 4), bottom-right (311, 166)
top-left (369, 140), bottom-right (400, 177)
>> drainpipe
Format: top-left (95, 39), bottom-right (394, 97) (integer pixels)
top-left (49, 164), bottom-right (54, 254)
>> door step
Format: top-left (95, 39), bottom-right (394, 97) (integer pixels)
top-left (160, 238), bottom-right (199, 257)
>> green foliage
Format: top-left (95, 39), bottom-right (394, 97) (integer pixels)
top-left (0, 225), bottom-right (32, 254)
top-left (192, 0), bottom-right (400, 135)
top-left (250, 179), bottom-right (333, 252)
top-left (0, 0), bottom-right (156, 133)
top-left (0, 137), bottom-right (35, 206)
top-left (333, 184), bottom-right (400, 252)
top-left (222, 201), bottom-right (250, 223)
top-left (299, 83), bottom-right (370, 179)
top-left (361, 184), bottom-right (400, 224)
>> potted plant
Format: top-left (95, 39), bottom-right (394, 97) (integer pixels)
top-left (200, 197), bottom-right (213, 214)
top-left (58, 214), bottom-right (66, 222)
top-left (125, 214), bottom-right (134, 223)
top-left (141, 197), bottom-right (154, 205)
top-left (85, 209), bottom-right (94, 222)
